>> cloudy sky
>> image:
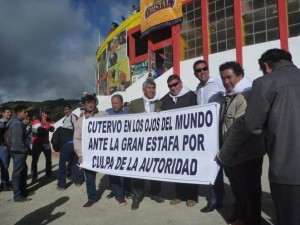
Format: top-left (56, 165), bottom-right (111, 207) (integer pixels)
top-left (0, 0), bottom-right (139, 103)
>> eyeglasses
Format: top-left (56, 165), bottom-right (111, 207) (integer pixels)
top-left (194, 66), bottom-right (208, 74)
top-left (168, 81), bottom-right (180, 88)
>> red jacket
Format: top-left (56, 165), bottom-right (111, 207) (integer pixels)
top-left (31, 117), bottom-right (54, 143)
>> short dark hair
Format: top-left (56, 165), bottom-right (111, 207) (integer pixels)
top-left (167, 74), bottom-right (181, 84)
top-left (111, 94), bottom-right (123, 103)
top-left (15, 105), bottom-right (27, 114)
top-left (63, 103), bottom-right (72, 110)
top-left (258, 48), bottom-right (292, 74)
top-left (193, 60), bottom-right (207, 71)
top-left (219, 61), bottom-right (244, 77)
top-left (1, 105), bottom-right (12, 113)
top-left (83, 94), bottom-right (97, 103)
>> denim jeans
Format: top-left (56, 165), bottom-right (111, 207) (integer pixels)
top-left (57, 143), bottom-right (80, 188)
top-left (109, 175), bottom-right (125, 201)
top-left (84, 169), bottom-right (98, 203)
top-left (31, 142), bottom-right (52, 179)
top-left (12, 153), bottom-right (28, 200)
top-left (0, 146), bottom-right (11, 188)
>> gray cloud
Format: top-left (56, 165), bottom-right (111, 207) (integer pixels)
top-left (0, 0), bottom-right (98, 102)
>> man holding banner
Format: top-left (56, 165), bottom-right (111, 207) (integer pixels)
top-left (193, 59), bottom-right (226, 213)
top-left (129, 78), bottom-right (164, 210)
top-left (105, 94), bottom-right (129, 206)
top-left (160, 74), bottom-right (198, 207)
top-left (74, 94), bottom-right (107, 207)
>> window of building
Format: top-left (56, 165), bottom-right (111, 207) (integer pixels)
top-left (242, 0), bottom-right (279, 46)
top-left (209, 0), bottom-right (235, 54)
top-left (287, 0), bottom-right (300, 37)
top-left (180, 0), bottom-right (202, 60)
top-left (132, 31), bottom-right (148, 57)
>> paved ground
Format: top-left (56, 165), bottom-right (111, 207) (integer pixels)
top-left (0, 154), bottom-right (276, 225)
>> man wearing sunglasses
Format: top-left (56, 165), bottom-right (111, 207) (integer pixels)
top-left (193, 60), bottom-right (225, 213)
top-left (160, 74), bottom-right (198, 207)
top-left (194, 60), bottom-right (225, 105)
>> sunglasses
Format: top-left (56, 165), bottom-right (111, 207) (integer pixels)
top-left (168, 81), bottom-right (180, 88)
top-left (194, 66), bottom-right (208, 74)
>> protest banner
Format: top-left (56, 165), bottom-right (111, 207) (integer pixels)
top-left (81, 103), bottom-right (220, 185)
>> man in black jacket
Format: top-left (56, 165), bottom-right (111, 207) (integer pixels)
top-left (52, 125), bottom-right (80, 190)
top-left (160, 74), bottom-right (198, 207)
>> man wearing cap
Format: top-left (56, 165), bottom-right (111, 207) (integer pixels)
top-left (74, 94), bottom-right (107, 207)
top-left (31, 107), bottom-right (55, 183)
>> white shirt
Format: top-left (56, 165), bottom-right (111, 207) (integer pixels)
top-left (196, 77), bottom-right (225, 105)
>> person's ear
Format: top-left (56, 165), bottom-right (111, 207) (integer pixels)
top-left (264, 63), bottom-right (272, 75)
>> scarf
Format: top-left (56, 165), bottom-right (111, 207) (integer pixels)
top-left (226, 76), bottom-right (252, 96)
top-left (142, 95), bottom-right (159, 113)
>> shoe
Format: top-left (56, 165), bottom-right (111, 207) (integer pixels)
top-left (2, 186), bottom-right (12, 191)
top-left (186, 200), bottom-right (196, 207)
top-left (119, 198), bottom-right (127, 206)
top-left (83, 201), bottom-right (94, 207)
top-left (15, 197), bottom-right (32, 202)
top-left (200, 201), bottom-right (222, 212)
top-left (56, 186), bottom-right (65, 191)
top-left (131, 200), bottom-right (140, 210)
top-left (106, 191), bottom-right (115, 199)
top-left (170, 198), bottom-right (182, 205)
top-left (150, 195), bottom-right (164, 203)
top-left (201, 203), bottom-right (216, 212)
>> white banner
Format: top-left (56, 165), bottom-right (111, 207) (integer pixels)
top-left (81, 103), bottom-right (220, 185)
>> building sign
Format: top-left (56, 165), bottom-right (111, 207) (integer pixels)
top-left (141, 0), bottom-right (183, 36)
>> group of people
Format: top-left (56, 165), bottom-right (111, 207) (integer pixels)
top-left (0, 105), bottom-right (54, 202)
top-left (0, 104), bottom-right (79, 202)
top-left (1, 48), bottom-right (299, 225)
top-left (73, 48), bottom-right (300, 225)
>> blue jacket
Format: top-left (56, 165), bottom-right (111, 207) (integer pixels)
top-left (7, 117), bottom-right (28, 153)
top-left (105, 107), bottom-right (129, 115)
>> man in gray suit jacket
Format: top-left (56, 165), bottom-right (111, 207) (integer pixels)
top-left (129, 78), bottom-right (163, 210)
